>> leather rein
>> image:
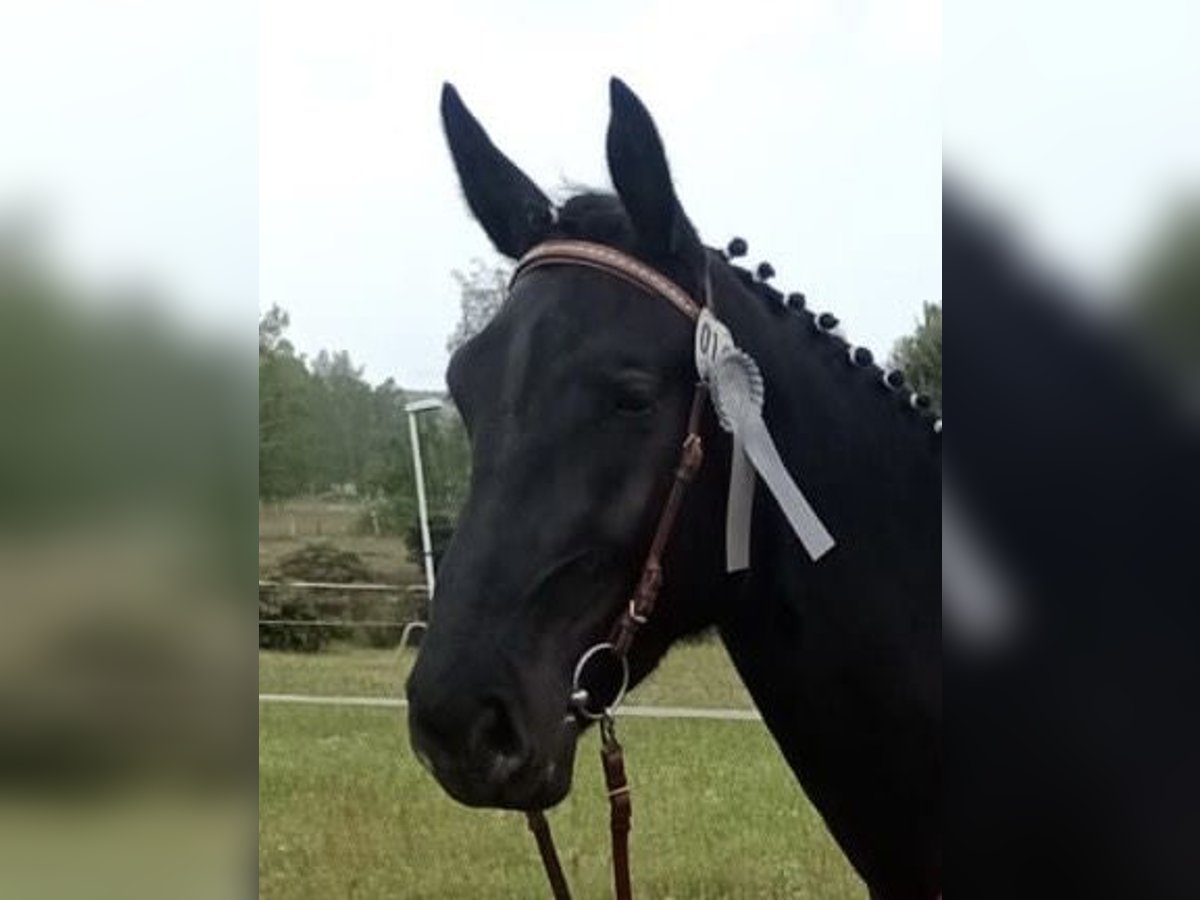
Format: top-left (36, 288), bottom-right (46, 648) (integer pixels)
top-left (509, 240), bottom-right (710, 900)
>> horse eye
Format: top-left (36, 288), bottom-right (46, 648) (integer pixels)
top-left (613, 379), bottom-right (656, 415)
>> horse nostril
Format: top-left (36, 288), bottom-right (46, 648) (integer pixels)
top-left (409, 686), bottom-right (535, 797)
top-left (471, 697), bottom-right (528, 772)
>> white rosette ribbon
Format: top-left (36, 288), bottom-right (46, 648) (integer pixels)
top-left (695, 309), bottom-right (836, 569)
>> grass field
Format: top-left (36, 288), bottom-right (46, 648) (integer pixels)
top-left (260, 642), bottom-right (865, 899)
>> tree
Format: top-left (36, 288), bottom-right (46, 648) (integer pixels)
top-left (256, 305), bottom-right (473, 557)
top-left (891, 302), bottom-right (942, 411)
top-left (445, 258), bottom-right (511, 356)
top-left (308, 349), bottom-right (375, 488)
top-left (259, 304), bottom-right (291, 355)
top-left (259, 308), bottom-right (318, 498)
top-left (1125, 199), bottom-right (1200, 381)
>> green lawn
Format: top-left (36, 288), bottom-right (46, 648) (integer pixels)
top-left (260, 642), bottom-right (865, 899)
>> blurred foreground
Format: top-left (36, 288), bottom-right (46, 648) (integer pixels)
top-left (944, 184), bottom-right (1199, 898)
top-left (1, 0), bottom-right (256, 894)
top-left (0, 218), bottom-right (256, 897)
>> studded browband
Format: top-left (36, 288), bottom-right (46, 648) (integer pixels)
top-left (512, 240), bottom-right (703, 322)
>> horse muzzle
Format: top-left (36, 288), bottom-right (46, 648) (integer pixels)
top-left (407, 688), bottom-right (576, 810)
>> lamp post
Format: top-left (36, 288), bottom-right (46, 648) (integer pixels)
top-left (404, 398), bottom-right (443, 605)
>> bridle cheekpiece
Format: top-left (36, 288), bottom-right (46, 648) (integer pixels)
top-left (509, 239), bottom-right (709, 900)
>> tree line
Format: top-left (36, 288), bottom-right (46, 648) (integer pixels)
top-left (258, 304), bottom-right (469, 536)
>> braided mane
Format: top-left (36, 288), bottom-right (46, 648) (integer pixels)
top-left (546, 191), bottom-right (940, 435)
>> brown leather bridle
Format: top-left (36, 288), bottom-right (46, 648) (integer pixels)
top-left (509, 240), bottom-right (711, 900)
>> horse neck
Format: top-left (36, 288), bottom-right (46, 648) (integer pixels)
top-left (700, 263), bottom-right (942, 893)
top-left (704, 259), bottom-right (941, 599)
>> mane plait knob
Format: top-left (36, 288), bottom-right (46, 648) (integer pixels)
top-left (882, 369), bottom-right (905, 390)
top-left (909, 392), bottom-right (932, 411)
top-left (726, 237), bottom-right (748, 259)
top-left (848, 346), bottom-right (874, 367)
top-left (755, 261), bottom-right (775, 282)
top-left (816, 311), bottom-right (840, 332)
top-left (786, 292), bottom-right (806, 312)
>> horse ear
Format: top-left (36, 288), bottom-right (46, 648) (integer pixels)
top-left (606, 78), bottom-right (703, 270)
top-left (441, 83), bottom-right (553, 259)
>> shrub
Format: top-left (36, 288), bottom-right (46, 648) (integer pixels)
top-left (258, 584), bottom-right (338, 652)
top-left (275, 541), bottom-right (371, 582)
top-left (258, 542), bottom-right (411, 652)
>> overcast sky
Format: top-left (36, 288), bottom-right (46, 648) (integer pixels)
top-left (5, 1), bottom-right (1197, 391)
top-left (259, 0), bottom-right (941, 389)
top-left (944, 2), bottom-right (1200, 303)
top-left (2, 1), bottom-right (256, 336)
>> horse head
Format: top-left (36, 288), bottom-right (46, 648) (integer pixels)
top-left (406, 79), bottom-right (731, 809)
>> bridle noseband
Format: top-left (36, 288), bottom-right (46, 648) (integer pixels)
top-left (509, 240), bottom-right (710, 900)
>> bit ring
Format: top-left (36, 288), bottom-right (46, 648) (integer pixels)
top-left (570, 642), bottom-right (630, 721)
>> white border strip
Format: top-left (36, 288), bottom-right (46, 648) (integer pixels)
top-left (259, 693), bottom-right (761, 722)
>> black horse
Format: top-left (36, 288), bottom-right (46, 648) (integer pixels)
top-left (407, 79), bottom-right (941, 899)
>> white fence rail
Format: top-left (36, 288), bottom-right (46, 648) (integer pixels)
top-left (258, 580), bottom-right (427, 647)
top-left (259, 693), bottom-right (762, 721)
top-left (258, 579), bottom-right (426, 595)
